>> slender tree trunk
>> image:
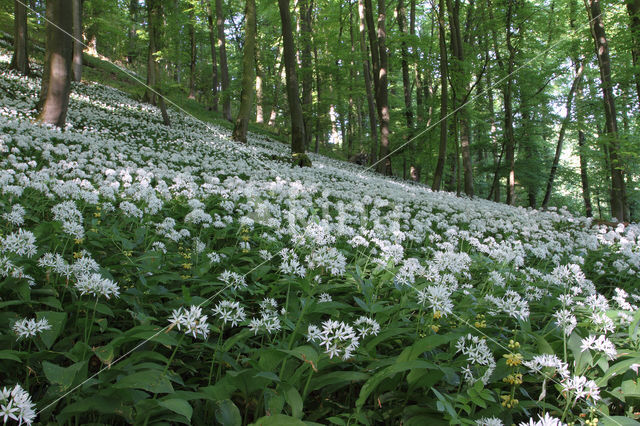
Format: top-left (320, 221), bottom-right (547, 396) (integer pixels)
top-left (188, 11), bottom-right (196, 99)
top-left (127, 0), bottom-right (138, 63)
top-left (232, 0), bottom-right (256, 143)
top-left (72, 0), bottom-right (82, 82)
top-left (255, 50), bottom-right (264, 123)
top-left (11, 0), bottom-right (29, 75)
top-left (300, 0), bottom-right (314, 149)
top-left (314, 43), bottom-right (322, 153)
top-left (541, 62), bottom-right (584, 208)
top-left (358, 0), bottom-right (378, 165)
top-left (432, 0), bottom-right (448, 191)
top-left (586, 0), bottom-right (628, 221)
top-left (217, 0), bottom-right (232, 121)
top-left (144, 0), bottom-right (170, 126)
top-left (37, 0), bottom-right (73, 127)
top-left (504, 0), bottom-right (517, 205)
top-left (269, 54), bottom-right (284, 127)
top-left (278, 0), bottom-right (310, 164)
top-left (627, 0), bottom-right (640, 107)
top-left (207, 0), bottom-right (219, 111)
top-left (577, 89), bottom-right (593, 217)
top-left (397, 0), bottom-right (417, 180)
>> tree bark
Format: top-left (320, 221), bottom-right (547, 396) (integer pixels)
top-left (37, 0), bottom-right (73, 127)
top-left (206, 0), bottom-right (219, 111)
top-left (358, 0), bottom-right (378, 166)
top-left (217, 0), bottom-right (232, 121)
top-left (278, 0), bottom-right (310, 164)
top-left (255, 50), bottom-right (264, 123)
top-left (432, 0), bottom-right (448, 191)
top-left (300, 0), bottom-right (314, 149)
top-left (504, 0), bottom-right (517, 205)
top-left (586, 0), bottom-right (628, 221)
top-left (232, 0), bottom-right (256, 143)
top-left (72, 0), bottom-right (82, 82)
top-left (577, 73), bottom-right (593, 216)
top-left (188, 10), bottom-right (197, 99)
top-left (627, 0), bottom-right (640, 107)
top-left (398, 0), bottom-right (418, 180)
top-left (10, 0), bottom-right (29, 75)
top-left (541, 62), bottom-right (583, 208)
top-left (144, 0), bottom-right (170, 126)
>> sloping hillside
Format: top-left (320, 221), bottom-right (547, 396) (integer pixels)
top-left (1, 48), bottom-right (639, 425)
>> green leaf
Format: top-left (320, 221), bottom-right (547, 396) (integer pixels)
top-left (0, 350), bottom-right (22, 362)
top-left (283, 384), bottom-right (303, 418)
top-left (309, 371), bottom-right (369, 392)
top-left (215, 399), bottom-right (242, 426)
top-left (42, 361), bottom-right (86, 390)
top-left (397, 333), bottom-right (460, 363)
top-left (600, 417), bottom-right (640, 426)
top-left (255, 371), bottom-right (281, 383)
top-left (36, 311), bottom-right (66, 349)
top-left (158, 399), bottom-right (193, 421)
top-left (249, 414), bottom-right (306, 426)
top-left (113, 370), bottom-right (174, 394)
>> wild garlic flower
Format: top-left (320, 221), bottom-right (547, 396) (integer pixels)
top-left (476, 418), bottom-right (504, 426)
top-left (560, 375), bottom-right (600, 402)
top-left (75, 273), bottom-right (120, 299)
top-left (523, 354), bottom-right (570, 380)
top-left (552, 309), bottom-right (577, 336)
top-left (580, 334), bottom-right (617, 360)
top-left (0, 229), bottom-right (37, 258)
top-left (2, 205), bottom-right (25, 226)
top-left (248, 315), bottom-right (281, 335)
top-left (318, 293), bottom-right (332, 303)
top-left (0, 384), bottom-right (36, 425)
top-left (518, 413), bottom-right (566, 426)
top-left (305, 246), bottom-right (346, 276)
top-left (219, 270), bottom-right (247, 291)
top-left (212, 300), bottom-right (246, 327)
top-left (307, 320), bottom-right (360, 360)
top-left (12, 318), bottom-right (51, 340)
top-left (456, 334), bottom-right (496, 385)
top-left (279, 248), bottom-right (306, 277)
top-left (169, 306), bottom-right (210, 339)
top-left (417, 284), bottom-right (454, 317)
top-left (353, 317), bottom-right (380, 338)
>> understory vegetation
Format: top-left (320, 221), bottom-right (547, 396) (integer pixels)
top-left (1, 47), bottom-right (640, 425)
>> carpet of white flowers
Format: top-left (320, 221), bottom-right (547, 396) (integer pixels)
top-left (1, 47), bottom-right (640, 426)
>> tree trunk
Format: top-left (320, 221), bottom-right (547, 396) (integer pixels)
top-left (206, 0), bottom-right (219, 111)
top-left (232, 0), bottom-right (256, 143)
top-left (300, 0), bottom-right (314, 149)
top-left (127, 0), bottom-right (138, 64)
top-left (144, 0), bottom-right (170, 126)
top-left (72, 0), bottom-right (82, 82)
top-left (255, 50), bottom-right (264, 123)
top-left (358, 0), bottom-right (378, 166)
top-left (217, 0), bottom-right (232, 121)
top-left (398, 0), bottom-right (418, 180)
top-left (432, 0), bottom-right (448, 191)
top-left (188, 11), bottom-right (196, 99)
top-left (504, 0), bottom-right (517, 205)
top-left (268, 55), bottom-right (284, 127)
top-left (37, 0), bottom-right (73, 127)
top-left (10, 0), bottom-right (29, 75)
top-left (314, 43), bottom-right (322, 153)
top-left (278, 0), bottom-right (310, 164)
top-left (627, 0), bottom-right (640, 107)
top-left (586, 0), bottom-right (628, 221)
top-left (541, 62), bottom-right (583, 208)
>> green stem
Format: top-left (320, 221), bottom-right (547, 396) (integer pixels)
top-left (164, 334), bottom-right (185, 376)
top-left (207, 327), bottom-right (224, 385)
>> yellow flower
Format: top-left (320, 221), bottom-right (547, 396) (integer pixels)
top-left (431, 324), bottom-right (440, 333)
top-left (241, 235), bottom-right (250, 242)
top-left (508, 339), bottom-right (520, 349)
top-left (474, 320), bottom-right (486, 328)
top-left (94, 212), bottom-right (101, 218)
top-left (73, 251), bottom-right (82, 259)
top-left (500, 394), bottom-right (519, 408)
top-left (503, 353), bottom-right (523, 367)
top-left (74, 238), bottom-right (84, 244)
top-left (433, 310), bottom-right (443, 320)
top-left (502, 373), bottom-right (523, 385)
top-left (182, 263), bottom-right (192, 270)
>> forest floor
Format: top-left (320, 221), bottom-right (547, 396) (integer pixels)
top-left (0, 30), bottom-right (640, 426)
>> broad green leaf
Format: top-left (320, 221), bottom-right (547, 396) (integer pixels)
top-left (113, 370), bottom-right (174, 394)
top-left (36, 311), bottom-right (66, 349)
top-left (158, 398), bottom-right (193, 421)
top-left (215, 399), bottom-right (242, 426)
top-left (0, 350), bottom-right (21, 362)
top-left (309, 371), bottom-right (369, 392)
top-left (283, 384), bottom-right (303, 418)
top-left (249, 414), bottom-right (306, 426)
top-left (42, 361), bottom-right (86, 390)
top-left (600, 417), bottom-right (640, 426)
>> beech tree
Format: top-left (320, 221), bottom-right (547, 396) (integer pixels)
top-left (11, 0), bottom-right (29, 76)
top-left (37, 0), bottom-right (73, 127)
top-left (232, 0), bottom-right (256, 143)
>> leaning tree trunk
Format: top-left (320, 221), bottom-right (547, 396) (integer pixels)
top-left (216, 0), bottom-right (232, 121)
top-left (278, 0), bottom-right (311, 166)
top-left (232, 0), bottom-right (256, 143)
top-left (72, 0), bottom-right (82, 82)
top-left (37, 0), bottom-right (73, 127)
top-left (432, 0), bottom-right (448, 191)
top-left (541, 62), bottom-right (583, 208)
top-left (11, 0), bottom-right (29, 75)
top-left (586, 0), bottom-right (628, 222)
top-left (206, 0), bottom-right (219, 111)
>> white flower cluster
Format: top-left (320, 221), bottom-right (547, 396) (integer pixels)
top-left (12, 317), bottom-right (51, 340)
top-left (518, 413), bottom-right (566, 426)
top-left (2, 204), bottom-right (25, 226)
top-left (484, 290), bottom-right (530, 322)
top-left (416, 284), bottom-right (454, 316)
top-left (169, 305), bottom-right (210, 339)
top-left (580, 334), bottom-right (617, 361)
top-left (279, 248), bottom-right (306, 277)
top-left (219, 270), bottom-right (247, 291)
top-left (51, 201), bottom-right (84, 239)
top-left (248, 298), bottom-right (282, 335)
top-left (456, 334), bottom-right (496, 385)
top-left (75, 273), bottom-right (120, 299)
top-left (307, 320), bottom-right (360, 360)
top-left (0, 384), bottom-right (36, 425)
top-left (0, 229), bottom-right (37, 258)
top-left (212, 300), bottom-right (246, 327)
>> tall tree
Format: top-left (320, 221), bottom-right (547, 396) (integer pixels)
top-left (278, 0), bottom-right (311, 166)
top-left (586, 0), bottom-right (628, 221)
top-left (216, 0), bottom-right (232, 121)
top-left (300, 0), bottom-right (314, 149)
top-left (188, 9), bottom-right (197, 99)
top-left (37, 0), bottom-right (73, 127)
top-left (143, 0), bottom-right (170, 126)
top-left (397, 0), bottom-right (416, 179)
top-left (627, 0), bottom-right (640, 106)
top-left (357, 0), bottom-right (378, 166)
top-left (232, 0), bottom-right (256, 143)
top-left (503, 0), bottom-right (517, 205)
top-left (72, 0), bottom-right (83, 82)
top-left (10, 0), bottom-right (29, 75)
top-left (206, 0), bottom-right (219, 111)
top-left (432, 0), bottom-right (448, 191)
